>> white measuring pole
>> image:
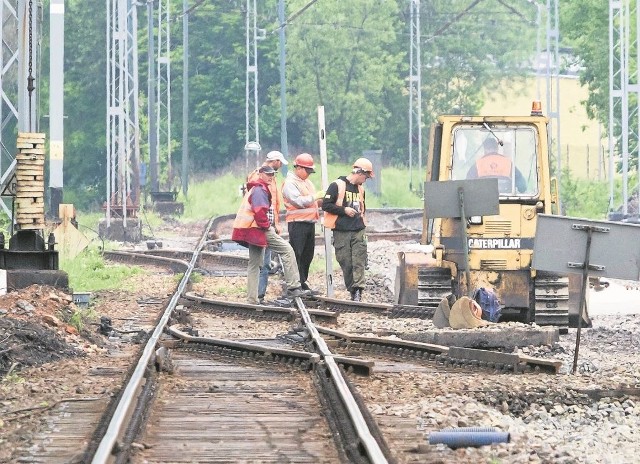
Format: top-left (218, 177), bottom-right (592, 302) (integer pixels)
top-left (318, 106), bottom-right (334, 297)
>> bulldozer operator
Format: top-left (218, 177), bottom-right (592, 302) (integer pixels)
top-left (466, 138), bottom-right (527, 193)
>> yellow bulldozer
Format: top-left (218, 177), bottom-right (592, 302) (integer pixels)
top-left (395, 103), bottom-right (590, 329)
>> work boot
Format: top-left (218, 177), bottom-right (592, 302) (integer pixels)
top-left (286, 287), bottom-right (311, 298)
top-left (301, 282), bottom-right (320, 295)
top-left (352, 288), bottom-right (362, 302)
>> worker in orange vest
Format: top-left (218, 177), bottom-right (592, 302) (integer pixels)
top-left (246, 150), bottom-right (288, 303)
top-left (282, 153), bottom-right (324, 293)
top-left (322, 157), bottom-right (373, 302)
top-left (466, 138), bottom-right (527, 193)
top-left (232, 165), bottom-right (310, 304)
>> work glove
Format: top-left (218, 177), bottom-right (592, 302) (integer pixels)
top-left (315, 190), bottom-right (326, 200)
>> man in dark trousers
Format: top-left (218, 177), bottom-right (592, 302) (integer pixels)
top-left (321, 157), bottom-right (373, 301)
top-left (282, 153), bottom-right (324, 293)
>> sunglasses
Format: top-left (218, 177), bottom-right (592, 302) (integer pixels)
top-left (264, 172), bottom-right (275, 176)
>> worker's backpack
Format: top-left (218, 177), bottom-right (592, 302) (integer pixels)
top-left (473, 287), bottom-right (502, 323)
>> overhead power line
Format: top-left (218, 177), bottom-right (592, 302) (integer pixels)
top-left (426, 0), bottom-right (483, 42)
top-left (270, 0), bottom-right (320, 34)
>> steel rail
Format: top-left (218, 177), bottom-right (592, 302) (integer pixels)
top-left (183, 291), bottom-right (297, 319)
top-left (166, 325), bottom-right (321, 364)
top-left (91, 218), bottom-right (214, 464)
top-left (182, 291), bottom-right (339, 323)
top-left (103, 250), bottom-right (190, 273)
top-left (166, 325), bottom-right (374, 375)
top-left (295, 297), bottom-right (389, 464)
top-left (316, 325), bottom-right (562, 374)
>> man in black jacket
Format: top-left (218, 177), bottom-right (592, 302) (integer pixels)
top-left (321, 158), bottom-right (373, 301)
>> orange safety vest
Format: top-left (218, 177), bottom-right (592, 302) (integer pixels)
top-left (476, 154), bottom-right (512, 178)
top-left (232, 188), bottom-right (259, 229)
top-left (247, 168), bottom-right (282, 227)
top-left (283, 176), bottom-right (319, 222)
top-left (323, 179), bottom-right (366, 230)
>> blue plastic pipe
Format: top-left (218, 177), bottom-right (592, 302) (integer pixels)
top-left (429, 427), bottom-right (510, 449)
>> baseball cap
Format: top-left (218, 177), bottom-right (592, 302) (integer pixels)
top-left (259, 165), bottom-right (276, 174)
top-left (265, 150), bottom-right (288, 165)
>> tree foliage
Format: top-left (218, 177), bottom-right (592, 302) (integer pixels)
top-left (38, 0), bottom-right (539, 205)
top-left (560, 0), bottom-right (609, 124)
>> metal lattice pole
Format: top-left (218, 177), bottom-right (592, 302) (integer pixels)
top-left (157, 0), bottom-right (171, 189)
top-left (246, 0), bottom-right (259, 170)
top-left (127, 0), bottom-right (141, 206)
top-left (0, 0), bottom-right (39, 220)
top-left (106, 0), bottom-right (140, 226)
top-left (545, 0), bottom-right (561, 201)
top-left (182, 0), bottom-right (189, 196)
top-left (608, 0), bottom-right (639, 216)
top-left (408, 0), bottom-right (421, 192)
top-left (278, 0), bottom-right (287, 160)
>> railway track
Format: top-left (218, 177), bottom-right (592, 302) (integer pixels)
top-left (8, 215), bottom-right (564, 463)
top-left (8, 212), bottom-right (635, 463)
top-left (81, 218), bottom-right (394, 463)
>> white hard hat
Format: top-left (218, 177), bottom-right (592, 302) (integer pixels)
top-left (265, 150), bottom-right (288, 165)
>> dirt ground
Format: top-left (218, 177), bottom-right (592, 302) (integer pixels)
top-left (0, 287), bottom-right (92, 375)
top-left (0, 272), bottom-right (175, 463)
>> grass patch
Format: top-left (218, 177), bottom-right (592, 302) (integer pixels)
top-left (172, 164), bottom-right (424, 221)
top-left (60, 246), bottom-right (143, 293)
top-left (174, 272), bottom-right (203, 285)
top-left (178, 172), bottom-right (246, 220)
top-left (64, 306), bottom-right (97, 332)
top-left (1, 372), bottom-right (24, 384)
top-left (208, 280), bottom-right (247, 297)
top-left (75, 163), bottom-right (633, 231)
top-left (561, 170), bottom-right (637, 219)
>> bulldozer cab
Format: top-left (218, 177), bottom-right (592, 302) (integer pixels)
top-left (450, 125), bottom-right (538, 195)
top-left (423, 113), bottom-right (556, 248)
top-left (398, 107), bottom-right (588, 328)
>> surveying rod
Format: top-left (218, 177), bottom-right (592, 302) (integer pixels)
top-left (318, 106), bottom-right (334, 297)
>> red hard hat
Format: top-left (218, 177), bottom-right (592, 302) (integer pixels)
top-left (294, 153), bottom-right (316, 170)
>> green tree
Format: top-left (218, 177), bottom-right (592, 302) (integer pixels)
top-left (421, 0), bottom-right (538, 118)
top-left (561, 1), bottom-right (640, 174)
top-left (560, 0), bottom-right (609, 124)
top-left (56, 0), bottom-right (108, 209)
top-left (282, 0), bottom-right (404, 162)
top-left (41, 1), bottom-right (542, 207)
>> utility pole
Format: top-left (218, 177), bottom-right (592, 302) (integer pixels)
top-left (182, 0), bottom-right (189, 196)
top-left (106, 0), bottom-right (140, 224)
top-left (278, 0), bottom-right (288, 161)
top-left (49, 0), bottom-right (64, 218)
top-left (545, 0), bottom-right (561, 205)
top-left (408, 0), bottom-right (422, 192)
top-left (157, 0), bottom-right (172, 190)
top-left (148, 0), bottom-right (158, 193)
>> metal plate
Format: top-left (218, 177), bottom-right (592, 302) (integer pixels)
top-left (424, 178), bottom-right (499, 218)
top-left (532, 214), bottom-right (640, 281)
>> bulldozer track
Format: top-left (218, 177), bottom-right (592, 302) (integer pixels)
top-left (417, 267), bottom-right (453, 308)
top-left (534, 271), bottom-right (570, 328)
